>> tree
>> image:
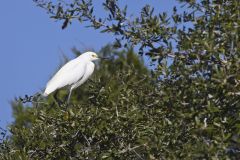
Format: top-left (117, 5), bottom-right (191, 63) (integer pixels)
top-left (1, 0), bottom-right (240, 159)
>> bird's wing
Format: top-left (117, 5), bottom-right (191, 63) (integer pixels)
top-left (71, 62), bottom-right (95, 89)
top-left (44, 59), bottom-right (86, 95)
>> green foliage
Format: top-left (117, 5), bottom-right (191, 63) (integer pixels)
top-left (1, 0), bottom-right (240, 159)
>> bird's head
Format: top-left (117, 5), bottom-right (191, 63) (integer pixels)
top-left (83, 51), bottom-right (109, 61)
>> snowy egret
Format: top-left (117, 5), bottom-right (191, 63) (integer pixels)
top-left (43, 51), bottom-right (106, 103)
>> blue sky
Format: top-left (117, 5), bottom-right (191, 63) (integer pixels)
top-left (0, 1), bottom-right (176, 129)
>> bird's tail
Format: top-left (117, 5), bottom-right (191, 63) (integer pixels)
top-left (42, 92), bottom-right (49, 97)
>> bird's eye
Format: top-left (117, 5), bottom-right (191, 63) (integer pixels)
top-left (92, 54), bottom-right (97, 57)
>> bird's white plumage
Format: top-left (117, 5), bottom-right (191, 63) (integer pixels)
top-left (70, 61), bottom-right (95, 90)
top-left (43, 51), bottom-right (99, 98)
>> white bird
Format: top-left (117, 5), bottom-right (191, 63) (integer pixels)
top-left (43, 51), bottom-right (104, 103)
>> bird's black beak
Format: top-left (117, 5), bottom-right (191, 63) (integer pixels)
top-left (99, 56), bottom-right (110, 60)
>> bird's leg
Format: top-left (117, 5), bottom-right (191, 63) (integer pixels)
top-left (67, 88), bottom-right (73, 104)
top-left (53, 90), bottom-right (63, 107)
